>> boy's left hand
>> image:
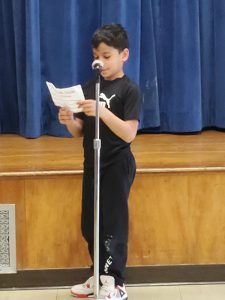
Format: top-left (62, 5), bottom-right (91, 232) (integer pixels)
top-left (78, 100), bottom-right (102, 117)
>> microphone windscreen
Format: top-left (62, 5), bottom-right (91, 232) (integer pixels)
top-left (92, 60), bottom-right (104, 70)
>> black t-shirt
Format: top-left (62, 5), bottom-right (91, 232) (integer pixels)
top-left (76, 75), bottom-right (141, 168)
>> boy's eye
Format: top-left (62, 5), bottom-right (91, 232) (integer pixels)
top-left (93, 55), bottom-right (110, 60)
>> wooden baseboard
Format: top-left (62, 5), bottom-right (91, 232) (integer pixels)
top-left (0, 265), bottom-right (225, 289)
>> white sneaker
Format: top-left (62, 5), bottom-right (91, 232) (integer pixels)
top-left (71, 276), bottom-right (94, 298)
top-left (105, 285), bottom-right (128, 299)
top-left (100, 275), bottom-right (128, 300)
top-left (99, 275), bottom-right (115, 298)
top-left (70, 275), bottom-right (127, 299)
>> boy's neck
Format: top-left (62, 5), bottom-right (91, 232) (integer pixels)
top-left (103, 71), bottom-right (125, 81)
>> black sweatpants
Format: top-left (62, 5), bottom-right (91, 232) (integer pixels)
top-left (81, 151), bottom-right (136, 286)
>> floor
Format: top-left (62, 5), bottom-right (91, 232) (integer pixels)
top-left (0, 284), bottom-right (225, 300)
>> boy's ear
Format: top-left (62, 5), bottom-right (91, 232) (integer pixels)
top-left (121, 48), bottom-right (129, 62)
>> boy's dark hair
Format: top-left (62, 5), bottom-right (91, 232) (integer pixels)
top-left (91, 23), bottom-right (129, 52)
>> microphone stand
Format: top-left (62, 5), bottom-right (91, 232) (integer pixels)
top-left (93, 68), bottom-right (101, 299)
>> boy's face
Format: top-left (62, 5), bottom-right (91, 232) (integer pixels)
top-left (93, 42), bottom-right (129, 81)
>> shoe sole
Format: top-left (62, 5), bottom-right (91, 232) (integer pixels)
top-left (71, 290), bottom-right (94, 298)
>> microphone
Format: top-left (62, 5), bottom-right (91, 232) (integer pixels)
top-left (92, 59), bottom-right (104, 70)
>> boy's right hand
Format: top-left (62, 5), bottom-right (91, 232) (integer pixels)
top-left (58, 107), bottom-right (74, 125)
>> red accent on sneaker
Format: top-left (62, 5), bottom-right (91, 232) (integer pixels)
top-left (71, 290), bottom-right (90, 298)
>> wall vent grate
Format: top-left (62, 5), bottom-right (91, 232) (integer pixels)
top-left (0, 204), bottom-right (16, 273)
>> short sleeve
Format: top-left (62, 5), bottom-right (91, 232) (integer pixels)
top-left (123, 83), bottom-right (141, 121)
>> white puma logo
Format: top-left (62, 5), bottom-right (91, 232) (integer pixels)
top-left (99, 93), bottom-right (116, 108)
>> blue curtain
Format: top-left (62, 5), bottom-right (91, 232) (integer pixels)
top-left (0, 0), bottom-right (225, 137)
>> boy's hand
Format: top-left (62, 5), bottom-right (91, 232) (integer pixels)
top-left (58, 107), bottom-right (74, 125)
top-left (78, 100), bottom-right (103, 117)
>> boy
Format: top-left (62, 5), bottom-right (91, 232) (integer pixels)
top-left (58, 24), bottom-right (140, 300)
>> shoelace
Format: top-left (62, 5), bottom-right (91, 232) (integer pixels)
top-left (100, 284), bottom-right (115, 297)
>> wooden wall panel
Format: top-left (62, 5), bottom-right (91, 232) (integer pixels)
top-left (0, 179), bottom-right (26, 268)
top-left (1, 171), bottom-right (225, 270)
top-left (128, 172), bottom-right (225, 266)
top-left (188, 173), bottom-right (225, 263)
top-left (24, 175), bottom-right (90, 269)
top-left (128, 173), bottom-right (191, 265)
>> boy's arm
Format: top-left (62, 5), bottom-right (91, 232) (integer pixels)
top-left (58, 107), bottom-right (83, 137)
top-left (100, 107), bottom-right (138, 143)
top-left (78, 100), bottom-right (138, 143)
